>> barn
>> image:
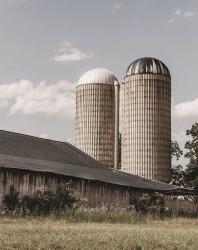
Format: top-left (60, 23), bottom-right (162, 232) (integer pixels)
top-left (0, 130), bottom-right (191, 208)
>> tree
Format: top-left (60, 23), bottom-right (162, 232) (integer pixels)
top-left (171, 140), bottom-right (185, 186)
top-left (184, 123), bottom-right (198, 192)
top-left (171, 140), bottom-right (183, 161)
top-left (171, 164), bottom-right (186, 187)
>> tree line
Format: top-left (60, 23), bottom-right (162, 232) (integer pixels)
top-left (171, 122), bottom-right (198, 192)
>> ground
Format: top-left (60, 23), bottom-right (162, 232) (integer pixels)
top-left (0, 216), bottom-right (198, 250)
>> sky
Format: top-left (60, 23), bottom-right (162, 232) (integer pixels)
top-left (0, 0), bottom-right (197, 165)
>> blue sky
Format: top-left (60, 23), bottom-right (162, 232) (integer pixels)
top-left (0, 0), bottom-right (197, 163)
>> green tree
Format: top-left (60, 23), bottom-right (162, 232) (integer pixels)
top-left (171, 140), bottom-right (185, 186)
top-left (171, 140), bottom-right (183, 161)
top-left (184, 123), bottom-right (198, 192)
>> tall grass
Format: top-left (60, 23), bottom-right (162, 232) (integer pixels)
top-left (0, 215), bottom-right (198, 250)
top-left (49, 210), bottom-right (150, 224)
top-left (1, 210), bottom-right (169, 224)
top-left (0, 212), bottom-right (198, 249)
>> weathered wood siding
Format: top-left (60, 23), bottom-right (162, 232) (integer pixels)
top-left (165, 199), bottom-right (198, 215)
top-left (0, 168), bottom-right (136, 208)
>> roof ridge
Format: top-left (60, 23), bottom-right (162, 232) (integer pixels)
top-left (52, 141), bottom-right (113, 170)
top-left (0, 129), bottom-right (109, 169)
top-left (0, 129), bottom-right (65, 144)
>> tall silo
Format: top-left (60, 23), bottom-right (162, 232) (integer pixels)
top-left (75, 68), bottom-right (119, 168)
top-left (121, 57), bottom-right (171, 183)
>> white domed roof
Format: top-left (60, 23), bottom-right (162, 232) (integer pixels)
top-left (78, 68), bottom-right (117, 86)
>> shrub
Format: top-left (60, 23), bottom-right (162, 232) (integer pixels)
top-left (3, 186), bottom-right (19, 212)
top-left (3, 186), bottom-right (81, 216)
top-left (134, 192), bottom-right (169, 216)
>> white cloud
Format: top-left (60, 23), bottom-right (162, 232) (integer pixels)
top-left (173, 97), bottom-right (198, 118)
top-left (66, 137), bottom-right (72, 143)
top-left (39, 133), bottom-right (48, 139)
top-left (113, 1), bottom-right (123, 10)
top-left (0, 79), bottom-right (75, 118)
top-left (175, 8), bottom-right (182, 16)
top-left (0, 99), bottom-right (9, 108)
top-left (167, 8), bottom-right (196, 24)
top-left (183, 11), bottom-right (194, 18)
top-left (167, 18), bottom-right (174, 24)
top-left (54, 41), bottom-right (93, 62)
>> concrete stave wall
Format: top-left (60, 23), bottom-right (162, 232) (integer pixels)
top-left (121, 74), bottom-right (171, 183)
top-left (75, 84), bottom-right (115, 167)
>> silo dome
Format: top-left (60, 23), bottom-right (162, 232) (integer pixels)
top-left (78, 68), bottom-right (118, 85)
top-left (126, 57), bottom-right (171, 78)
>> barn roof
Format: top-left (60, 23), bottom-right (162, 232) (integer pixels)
top-left (0, 130), bottom-right (192, 194)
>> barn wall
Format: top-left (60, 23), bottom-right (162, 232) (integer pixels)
top-left (0, 168), bottom-right (136, 208)
top-left (165, 199), bottom-right (198, 215)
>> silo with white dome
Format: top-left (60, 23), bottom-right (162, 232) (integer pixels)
top-left (121, 57), bottom-right (171, 183)
top-left (75, 68), bottom-right (119, 168)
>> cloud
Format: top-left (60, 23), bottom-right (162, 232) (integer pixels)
top-left (113, 1), bottom-right (123, 10)
top-left (173, 97), bottom-right (198, 118)
top-left (167, 8), bottom-right (196, 24)
top-left (54, 41), bottom-right (93, 62)
top-left (0, 99), bottom-right (9, 108)
top-left (175, 9), bottom-right (182, 16)
top-left (183, 11), bottom-right (194, 18)
top-left (39, 133), bottom-right (48, 139)
top-left (0, 79), bottom-right (75, 118)
top-left (167, 18), bottom-right (174, 24)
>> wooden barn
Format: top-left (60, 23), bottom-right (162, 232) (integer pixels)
top-left (0, 130), bottom-right (191, 209)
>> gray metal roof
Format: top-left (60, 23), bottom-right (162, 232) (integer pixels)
top-left (126, 57), bottom-right (171, 78)
top-left (0, 130), bottom-right (191, 194)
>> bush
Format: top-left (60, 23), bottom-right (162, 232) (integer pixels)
top-left (3, 186), bottom-right (81, 216)
top-left (3, 186), bottom-right (19, 212)
top-left (134, 192), bottom-right (169, 216)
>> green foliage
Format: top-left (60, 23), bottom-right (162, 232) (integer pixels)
top-left (171, 140), bottom-right (185, 187)
top-left (171, 140), bottom-right (183, 160)
top-left (134, 192), bottom-right (168, 216)
top-left (3, 186), bottom-right (81, 215)
top-left (3, 186), bottom-right (19, 212)
top-left (171, 165), bottom-right (186, 187)
top-left (184, 123), bottom-right (198, 192)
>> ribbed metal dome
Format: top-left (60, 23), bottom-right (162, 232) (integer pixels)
top-left (126, 57), bottom-right (171, 78)
top-left (78, 68), bottom-right (117, 86)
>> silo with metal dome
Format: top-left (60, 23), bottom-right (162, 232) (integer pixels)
top-left (75, 68), bottom-right (119, 168)
top-left (121, 57), bottom-right (171, 183)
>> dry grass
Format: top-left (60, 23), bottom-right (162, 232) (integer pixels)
top-left (0, 215), bottom-right (198, 250)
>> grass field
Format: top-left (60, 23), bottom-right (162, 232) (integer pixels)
top-left (0, 213), bottom-right (198, 250)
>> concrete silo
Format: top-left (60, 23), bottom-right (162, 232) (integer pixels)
top-left (121, 57), bottom-right (171, 183)
top-left (75, 68), bottom-right (119, 168)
